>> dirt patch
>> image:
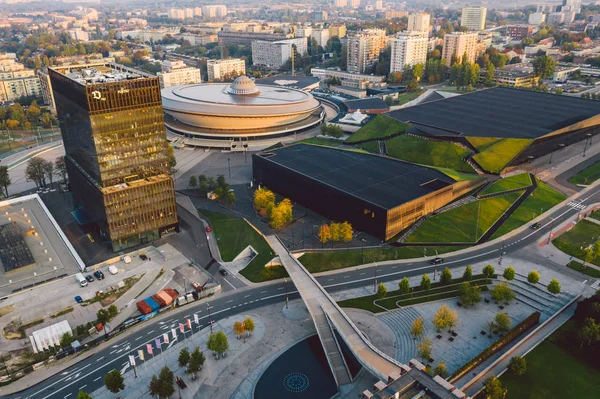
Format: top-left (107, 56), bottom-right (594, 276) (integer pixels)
top-left (100, 294), bottom-right (119, 307)
top-left (0, 304), bottom-right (15, 317)
top-left (2, 318), bottom-right (44, 340)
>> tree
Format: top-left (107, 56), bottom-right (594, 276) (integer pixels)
top-left (318, 224), bottom-right (331, 245)
top-left (338, 221), bottom-right (353, 242)
top-left (433, 304), bottom-right (458, 331)
top-left (483, 375), bottom-right (505, 399)
top-left (41, 113), bottom-right (52, 128)
top-left (484, 63), bottom-right (495, 86)
top-left (215, 330), bottom-right (229, 355)
top-left (376, 282), bottom-right (387, 299)
top-left (410, 317), bottom-right (424, 339)
top-left (108, 304), bottom-right (118, 320)
top-left (54, 156), bottom-right (67, 183)
top-left (421, 274), bottom-right (431, 292)
top-left (547, 278), bottom-right (561, 294)
top-left (104, 369), bottom-right (125, 394)
top-left (149, 375), bottom-right (161, 398)
top-left (42, 159), bottom-right (55, 187)
top-left (96, 308), bottom-right (110, 325)
top-left (503, 266), bottom-right (515, 281)
top-left (233, 321), bottom-right (245, 341)
top-left (227, 190), bottom-right (236, 207)
top-left (527, 270), bottom-right (540, 284)
top-left (0, 165), bottom-right (11, 198)
top-left (77, 392), bottom-right (93, 399)
top-left (495, 312), bottom-right (511, 332)
top-left (556, 88), bottom-right (563, 95)
top-left (188, 175), bottom-right (197, 188)
top-left (407, 78), bottom-right (418, 91)
top-left (412, 63), bottom-right (424, 82)
top-left (25, 157), bottom-right (47, 188)
top-left (384, 95), bottom-right (394, 106)
top-left (187, 347), bottom-right (206, 379)
top-left (198, 174), bottom-right (208, 192)
top-left (491, 282), bottom-right (516, 303)
top-left (533, 55), bottom-right (556, 82)
top-left (60, 332), bottom-right (74, 348)
top-left (459, 282), bottom-right (482, 307)
top-left (399, 277), bottom-right (410, 295)
top-left (434, 361), bottom-right (448, 378)
top-left (508, 355), bottom-right (527, 376)
top-left (167, 144), bottom-right (177, 174)
top-left (463, 265), bottom-right (473, 281)
top-left (440, 267), bottom-right (452, 285)
top-left (483, 264), bottom-right (495, 278)
top-left (157, 366), bottom-right (175, 399)
top-left (577, 317), bottom-right (600, 347)
top-left (269, 198), bottom-right (293, 229)
top-left (26, 101), bottom-right (41, 122)
top-left (417, 337), bottom-right (432, 362)
top-left (244, 317), bottom-right (255, 337)
top-left (178, 347), bottom-right (190, 367)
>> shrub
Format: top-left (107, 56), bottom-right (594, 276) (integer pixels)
top-left (547, 278), bottom-right (561, 294)
top-left (528, 270), bottom-right (540, 284)
top-left (503, 266), bottom-right (515, 281)
top-left (483, 264), bottom-right (495, 278)
top-left (440, 267), bottom-right (452, 285)
top-left (508, 355), bottom-right (527, 376)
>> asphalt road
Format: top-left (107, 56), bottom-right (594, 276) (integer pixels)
top-left (7, 187), bottom-right (600, 399)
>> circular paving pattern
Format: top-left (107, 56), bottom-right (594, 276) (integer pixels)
top-left (283, 372), bottom-right (310, 393)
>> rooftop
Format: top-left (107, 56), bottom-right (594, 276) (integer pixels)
top-left (387, 87), bottom-right (600, 139)
top-left (50, 62), bottom-right (153, 85)
top-left (255, 74), bottom-right (320, 91)
top-left (344, 97), bottom-right (389, 111)
top-left (257, 144), bottom-right (454, 209)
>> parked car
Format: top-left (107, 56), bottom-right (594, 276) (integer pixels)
top-left (86, 275), bottom-right (94, 282)
top-left (206, 226), bottom-right (212, 233)
top-left (219, 269), bottom-right (228, 276)
top-left (74, 296), bottom-right (83, 303)
top-left (530, 222), bottom-right (541, 230)
top-left (139, 254), bottom-right (148, 261)
top-left (108, 265), bottom-right (118, 275)
top-left (430, 257), bottom-right (444, 265)
top-left (94, 270), bottom-right (105, 280)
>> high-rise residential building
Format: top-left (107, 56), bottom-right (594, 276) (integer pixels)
top-left (252, 38), bottom-right (307, 68)
top-left (347, 29), bottom-right (388, 74)
top-left (407, 12), bottom-right (430, 34)
top-left (0, 54), bottom-right (42, 102)
top-left (202, 5), bottom-right (227, 18)
top-left (67, 29), bottom-right (89, 42)
top-left (547, 12), bottom-right (565, 25)
top-left (157, 60), bottom-right (201, 88)
top-left (375, 0), bottom-right (383, 10)
top-left (385, 11), bottom-right (408, 19)
top-left (311, 28), bottom-right (330, 48)
top-left (194, 7), bottom-right (202, 17)
top-left (333, 0), bottom-right (347, 7)
top-left (313, 11), bottom-right (328, 21)
top-left (48, 63), bottom-right (178, 251)
top-left (207, 59), bottom-right (246, 81)
top-left (537, 4), bottom-right (558, 13)
top-left (296, 26), bottom-right (313, 38)
top-left (184, 8), bottom-right (195, 19)
top-left (168, 8), bottom-right (185, 20)
top-left (37, 68), bottom-right (55, 112)
top-left (329, 24), bottom-right (347, 38)
top-left (562, 0), bottom-right (582, 12)
top-left (529, 12), bottom-right (546, 25)
top-left (390, 31), bottom-right (428, 73)
top-left (350, 0), bottom-right (361, 8)
top-left (442, 32), bottom-right (478, 67)
top-left (461, 6), bottom-right (487, 31)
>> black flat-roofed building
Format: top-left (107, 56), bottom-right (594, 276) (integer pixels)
top-left (387, 87), bottom-right (600, 165)
top-left (253, 144), bottom-right (485, 240)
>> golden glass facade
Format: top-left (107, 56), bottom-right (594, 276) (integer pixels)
top-left (49, 63), bottom-right (178, 251)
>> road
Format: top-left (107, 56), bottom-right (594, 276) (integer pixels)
top-left (6, 185), bottom-right (600, 399)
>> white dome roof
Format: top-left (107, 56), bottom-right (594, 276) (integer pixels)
top-left (227, 76), bottom-right (260, 95)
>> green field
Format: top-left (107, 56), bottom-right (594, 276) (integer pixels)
top-left (569, 161), bottom-right (600, 185)
top-left (480, 173), bottom-right (532, 195)
top-left (359, 140), bottom-right (380, 153)
top-left (501, 340), bottom-right (600, 399)
top-left (345, 114), bottom-right (410, 143)
top-left (385, 134), bottom-right (475, 173)
top-left (566, 260), bottom-right (600, 278)
top-left (198, 210), bottom-right (287, 282)
top-left (466, 137), bottom-right (502, 152)
top-left (552, 219), bottom-right (600, 266)
top-left (472, 138), bottom-right (533, 173)
top-left (298, 246), bottom-right (465, 273)
top-left (491, 180), bottom-right (566, 239)
top-left (430, 166), bottom-right (482, 182)
top-left (396, 89), bottom-right (425, 105)
top-left (405, 192), bottom-right (521, 243)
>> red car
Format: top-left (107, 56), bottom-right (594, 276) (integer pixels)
top-left (206, 226), bottom-right (212, 233)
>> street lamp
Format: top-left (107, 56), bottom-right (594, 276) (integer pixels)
top-left (284, 277), bottom-right (288, 309)
top-left (361, 238), bottom-right (367, 264)
top-left (373, 262), bottom-right (378, 293)
top-left (227, 157), bottom-right (231, 178)
top-left (207, 302), bottom-right (213, 333)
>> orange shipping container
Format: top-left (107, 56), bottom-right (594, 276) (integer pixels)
top-left (157, 290), bottom-right (173, 305)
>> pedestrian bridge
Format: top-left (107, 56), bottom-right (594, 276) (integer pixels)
top-left (267, 236), bottom-right (408, 387)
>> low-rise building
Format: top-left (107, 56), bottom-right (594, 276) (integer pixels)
top-left (252, 38), bottom-right (308, 68)
top-left (529, 12), bottom-right (546, 25)
top-left (182, 33), bottom-right (218, 45)
top-left (157, 60), bottom-right (202, 88)
top-left (505, 25), bottom-right (534, 40)
top-left (481, 63), bottom-right (539, 87)
top-left (207, 59), bottom-right (246, 81)
top-left (311, 68), bottom-right (385, 87)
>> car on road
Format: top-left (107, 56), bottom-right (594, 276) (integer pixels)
top-left (219, 269), bottom-right (228, 276)
top-left (139, 254), bottom-right (148, 261)
top-left (85, 275), bottom-right (94, 282)
top-left (94, 270), bottom-right (105, 280)
top-left (74, 296), bottom-right (83, 303)
top-left (108, 265), bottom-right (118, 275)
top-left (206, 225), bottom-right (212, 233)
top-left (430, 257), bottom-right (444, 265)
top-left (530, 222), bottom-right (541, 230)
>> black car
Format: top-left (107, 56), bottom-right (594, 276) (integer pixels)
top-left (85, 275), bottom-right (94, 282)
top-left (94, 270), bottom-right (105, 280)
top-left (219, 269), bottom-right (228, 276)
top-left (430, 258), bottom-right (444, 265)
top-left (530, 222), bottom-right (541, 230)
top-left (139, 254), bottom-right (148, 261)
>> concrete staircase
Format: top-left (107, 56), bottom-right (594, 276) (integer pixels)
top-left (378, 307), bottom-right (423, 363)
top-left (397, 216), bottom-right (428, 243)
top-left (502, 275), bottom-right (575, 317)
top-left (433, 196), bottom-right (478, 215)
top-left (314, 311), bottom-right (353, 386)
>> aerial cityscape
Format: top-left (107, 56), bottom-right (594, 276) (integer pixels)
top-left (1, 1), bottom-right (600, 398)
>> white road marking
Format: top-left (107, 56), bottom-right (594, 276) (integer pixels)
top-left (135, 336), bottom-right (142, 341)
top-left (227, 300), bottom-right (233, 303)
top-left (147, 330), bottom-right (154, 335)
top-left (244, 295), bottom-right (250, 298)
top-left (277, 287), bottom-right (284, 290)
top-left (93, 377), bottom-right (101, 382)
top-left (64, 395), bottom-right (71, 399)
top-left (359, 273), bottom-right (366, 275)
top-left (79, 385), bottom-right (87, 390)
top-left (222, 278), bottom-right (237, 290)
top-left (96, 357), bottom-right (104, 362)
top-left (260, 290), bottom-right (267, 294)
top-left (344, 276), bottom-right (350, 278)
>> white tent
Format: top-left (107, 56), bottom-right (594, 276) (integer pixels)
top-left (30, 320), bottom-right (72, 352)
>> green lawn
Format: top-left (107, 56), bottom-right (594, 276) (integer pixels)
top-left (472, 138), bottom-right (533, 173)
top-left (569, 161), bottom-right (600, 185)
top-left (385, 134), bottom-right (475, 173)
top-left (359, 140), bottom-right (380, 154)
top-left (589, 210), bottom-right (600, 221)
top-left (396, 89), bottom-right (425, 105)
top-left (298, 246), bottom-right (465, 273)
top-left (198, 210), bottom-right (287, 282)
top-left (501, 340), bottom-right (600, 399)
top-left (552, 219), bottom-right (600, 266)
top-left (466, 137), bottom-right (502, 152)
top-left (405, 192), bottom-right (522, 243)
top-left (491, 179), bottom-right (566, 239)
top-left (480, 173), bottom-right (532, 195)
top-left (565, 260), bottom-right (600, 278)
top-left (430, 166), bottom-right (482, 182)
top-left (345, 114), bottom-right (410, 143)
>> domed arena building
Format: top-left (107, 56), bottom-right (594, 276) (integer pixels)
top-left (161, 76), bottom-right (325, 150)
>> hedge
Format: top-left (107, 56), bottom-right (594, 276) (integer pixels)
top-left (449, 311), bottom-right (541, 382)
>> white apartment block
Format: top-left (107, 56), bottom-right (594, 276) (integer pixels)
top-left (537, 4), bottom-right (558, 13)
top-left (528, 12), bottom-right (546, 25)
top-left (157, 60), bottom-right (201, 88)
top-left (347, 29), bottom-right (388, 74)
top-left (311, 68), bottom-right (385, 84)
top-left (333, 0), bottom-right (348, 7)
top-left (311, 28), bottom-right (330, 48)
top-left (194, 8), bottom-right (203, 17)
top-left (407, 12), bottom-right (430, 33)
top-left (202, 5), bottom-right (227, 18)
top-left (207, 59), bottom-right (246, 81)
top-left (442, 32), bottom-right (478, 67)
top-left (461, 6), bottom-right (487, 31)
top-left (350, 0), bottom-right (361, 8)
top-left (252, 38), bottom-right (307, 68)
top-left (547, 12), bottom-right (565, 25)
top-left (390, 31), bottom-right (428, 73)
top-left (296, 26), bottom-right (313, 38)
top-left (67, 29), bottom-right (89, 42)
top-left (375, 0), bottom-right (383, 10)
top-left (0, 70), bottom-right (42, 102)
top-left (168, 9), bottom-right (185, 20)
top-left (37, 68), bottom-right (55, 112)
top-left (182, 33), bottom-right (218, 46)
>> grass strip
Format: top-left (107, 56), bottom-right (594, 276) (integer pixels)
top-left (565, 260), bottom-right (600, 278)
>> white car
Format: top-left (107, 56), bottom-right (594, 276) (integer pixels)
top-left (108, 265), bottom-right (118, 275)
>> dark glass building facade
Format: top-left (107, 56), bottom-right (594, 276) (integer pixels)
top-left (49, 63), bottom-right (178, 251)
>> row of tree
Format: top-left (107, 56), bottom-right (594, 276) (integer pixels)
top-left (317, 222), bottom-right (354, 245)
top-left (24, 156), bottom-right (67, 190)
top-left (189, 174), bottom-right (236, 206)
top-left (233, 317), bottom-right (255, 342)
top-left (320, 123), bottom-right (344, 138)
top-left (253, 187), bottom-right (293, 229)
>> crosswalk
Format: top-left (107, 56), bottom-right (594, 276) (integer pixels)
top-left (591, 280), bottom-right (600, 290)
top-left (568, 201), bottom-right (586, 211)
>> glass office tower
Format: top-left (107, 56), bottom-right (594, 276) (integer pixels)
top-left (49, 63), bottom-right (178, 251)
